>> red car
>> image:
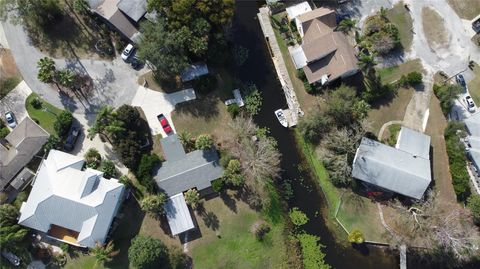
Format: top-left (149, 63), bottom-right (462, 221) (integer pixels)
top-left (157, 114), bottom-right (172, 134)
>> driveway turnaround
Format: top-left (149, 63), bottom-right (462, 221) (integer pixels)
top-left (131, 86), bottom-right (196, 136)
top-left (0, 80), bottom-right (32, 124)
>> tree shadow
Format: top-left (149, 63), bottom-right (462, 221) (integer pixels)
top-left (220, 191), bottom-right (237, 213)
top-left (173, 91), bottom-right (220, 120)
top-left (200, 211), bottom-right (220, 231)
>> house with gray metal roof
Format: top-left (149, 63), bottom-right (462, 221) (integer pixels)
top-left (154, 134), bottom-right (223, 235)
top-left (0, 117), bottom-right (49, 190)
top-left (352, 127), bottom-right (432, 200)
top-left (18, 150), bottom-right (125, 248)
top-left (465, 112), bottom-right (480, 172)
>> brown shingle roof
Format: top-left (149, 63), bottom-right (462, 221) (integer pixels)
top-left (302, 32), bottom-right (338, 62)
top-left (297, 7), bottom-right (335, 24)
top-left (0, 117), bottom-right (49, 189)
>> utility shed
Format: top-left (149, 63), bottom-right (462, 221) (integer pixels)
top-left (165, 193), bottom-right (195, 236)
top-left (352, 128), bottom-right (432, 200)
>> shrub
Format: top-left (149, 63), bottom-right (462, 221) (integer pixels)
top-left (43, 135), bottom-right (60, 154)
top-left (297, 110), bottom-right (331, 144)
top-left (433, 84), bottom-right (463, 115)
top-left (468, 195), bottom-right (480, 225)
top-left (128, 235), bottom-right (168, 269)
top-left (84, 148), bottom-right (102, 169)
top-left (227, 103), bottom-right (240, 118)
top-left (347, 229), bottom-right (365, 244)
top-left (289, 207), bottom-right (309, 227)
top-left (0, 126), bottom-right (9, 138)
top-left (184, 189), bottom-right (200, 209)
top-left (362, 14), bottom-right (400, 55)
top-left (136, 154), bottom-right (160, 190)
top-left (195, 134), bottom-right (214, 150)
top-left (251, 221), bottom-right (270, 240)
top-left (100, 160), bottom-right (118, 179)
top-left (140, 193), bottom-right (167, 217)
top-left (54, 111), bottom-right (73, 137)
top-left (192, 74), bottom-right (217, 95)
top-left (211, 178), bottom-right (224, 193)
top-left (30, 97), bottom-right (42, 109)
top-left (223, 159), bottom-right (244, 187)
top-left (399, 71), bottom-right (423, 87)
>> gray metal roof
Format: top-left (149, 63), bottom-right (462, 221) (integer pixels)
top-left (352, 137), bottom-right (431, 199)
top-left (117, 0), bottom-right (146, 22)
top-left (396, 126), bottom-right (431, 160)
top-left (10, 167), bottom-right (35, 191)
top-left (155, 150), bottom-right (223, 196)
top-left (165, 193), bottom-right (194, 236)
top-left (0, 117), bottom-right (49, 190)
top-left (161, 134), bottom-right (186, 162)
top-left (465, 112), bottom-right (480, 137)
top-left (180, 63), bottom-right (209, 82)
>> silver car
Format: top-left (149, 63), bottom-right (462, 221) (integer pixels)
top-left (465, 96), bottom-right (476, 113)
top-left (5, 111), bottom-right (17, 128)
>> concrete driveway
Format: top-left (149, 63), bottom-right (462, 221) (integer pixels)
top-left (131, 86), bottom-right (196, 136)
top-left (0, 80), bottom-right (32, 126)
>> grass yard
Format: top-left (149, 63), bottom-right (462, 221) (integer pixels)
top-left (377, 59), bottom-right (424, 84)
top-left (447, 0), bottom-right (480, 20)
top-left (382, 123), bottom-right (402, 146)
top-left (421, 7), bottom-right (450, 50)
top-left (336, 192), bottom-right (389, 243)
top-left (467, 64), bottom-right (480, 105)
top-left (189, 190), bottom-right (288, 269)
top-left (65, 255), bottom-right (106, 269)
top-left (367, 87), bottom-right (413, 135)
top-left (386, 1), bottom-right (414, 51)
top-left (25, 93), bottom-right (64, 134)
top-left (271, 12), bottom-right (319, 112)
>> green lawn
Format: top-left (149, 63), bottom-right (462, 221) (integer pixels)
top-left (386, 1), bottom-right (414, 51)
top-left (65, 255), bottom-right (106, 269)
top-left (383, 123), bottom-right (402, 146)
top-left (468, 64), bottom-right (480, 105)
top-left (189, 190), bottom-right (288, 269)
top-left (25, 93), bottom-right (63, 135)
top-left (377, 59), bottom-right (424, 84)
top-left (336, 192), bottom-right (388, 243)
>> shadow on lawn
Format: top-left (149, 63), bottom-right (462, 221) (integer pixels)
top-left (174, 92), bottom-right (220, 120)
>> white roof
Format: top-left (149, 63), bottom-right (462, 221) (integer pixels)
top-left (396, 126), bottom-right (431, 160)
top-left (18, 150), bottom-right (124, 248)
top-left (286, 2), bottom-right (312, 20)
top-left (465, 112), bottom-right (480, 137)
top-left (165, 193), bottom-right (194, 236)
top-left (288, 45), bottom-right (308, 69)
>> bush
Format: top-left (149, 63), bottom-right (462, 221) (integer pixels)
top-left (100, 160), bottom-right (118, 179)
top-left (43, 135), bottom-right (60, 154)
top-left (192, 74), bottom-right (217, 95)
top-left (251, 221), bottom-right (270, 240)
top-left (289, 207), bottom-right (309, 227)
top-left (195, 134), bottom-right (214, 150)
top-left (399, 71), bottom-right (423, 87)
top-left (211, 178), bottom-right (224, 192)
top-left (140, 194), bottom-right (167, 217)
top-left (128, 235), bottom-right (168, 269)
top-left (468, 195), bottom-right (480, 225)
top-left (362, 14), bottom-right (400, 55)
top-left (297, 110), bottom-right (331, 144)
top-left (444, 122), bottom-right (471, 201)
top-left (227, 103), bottom-right (240, 118)
top-left (0, 126), bottom-right (9, 138)
top-left (184, 188), bottom-right (200, 209)
top-left (433, 84), bottom-right (463, 115)
top-left (223, 159), bottom-right (244, 187)
top-left (347, 229), bottom-right (365, 244)
top-left (84, 148), bottom-right (102, 169)
top-left (136, 154), bottom-right (160, 189)
top-left (30, 97), bottom-right (42, 109)
top-left (54, 111), bottom-right (73, 137)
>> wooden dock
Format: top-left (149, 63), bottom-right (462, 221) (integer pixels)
top-left (400, 244), bottom-right (407, 269)
top-left (257, 7), bottom-right (303, 127)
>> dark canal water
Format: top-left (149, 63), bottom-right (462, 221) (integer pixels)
top-left (231, 1), bottom-right (399, 268)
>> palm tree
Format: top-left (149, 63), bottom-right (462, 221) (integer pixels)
top-left (337, 18), bottom-right (358, 33)
top-left (90, 241), bottom-right (119, 264)
top-left (357, 52), bottom-right (377, 74)
top-left (37, 57), bottom-right (56, 83)
top-left (178, 131), bottom-right (194, 151)
top-left (57, 69), bottom-right (75, 88)
top-left (378, 7), bottom-right (388, 20)
top-left (88, 106), bottom-right (124, 142)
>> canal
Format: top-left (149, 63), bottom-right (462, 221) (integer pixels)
top-left (231, 1), bottom-right (398, 268)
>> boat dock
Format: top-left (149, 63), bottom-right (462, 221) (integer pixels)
top-left (257, 6), bottom-right (303, 127)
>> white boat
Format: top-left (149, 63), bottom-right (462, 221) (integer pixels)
top-left (274, 109), bottom-right (288, 127)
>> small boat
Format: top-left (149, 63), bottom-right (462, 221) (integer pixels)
top-left (274, 109), bottom-right (288, 127)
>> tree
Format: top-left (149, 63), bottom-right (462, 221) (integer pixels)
top-left (57, 69), bottom-right (75, 88)
top-left (297, 109), bottom-right (331, 144)
top-left (178, 131), bottom-right (194, 151)
top-left (348, 229), bottom-right (365, 244)
top-left (85, 148), bottom-right (102, 169)
top-left (128, 235), bottom-right (168, 269)
top-left (0, 204), bottom-right (28, 247)
top-left (1, 0), bottom-right (63, 27)
top-left (116, 105), bottom-right (140, 131)
top-left (352, 100), bottom-right (371, 120)
top-left (184, 189), bottom-right (200, 209)
top-left (114, 131), bottom-right (142, 170)
top-left (433, 84), bottom-right (463, 115)
top-left (100, 160), bottom-right (118, 179)
top-left (136, 154), bottom-right (160, 186)
top-left (326, 84), bottom-right (358, 126)
top-left (88, 106), bottom-right (125, 142)
top-left (90, 241), bottom-right (119, 264)
top-left (223, 159), bottom-right (244, 186)
top-left (195, 134), bottom-right (214, 150)
top-left (73, 0), bottom-right (89, 14)
top-left (378, 6), bottom-right (388, 20)
top-left (467, 195), bottom-right (480, 225)
top-left (140, 194), bottom-right (167, 217)
top-left (357, 52), bottom-right (377, 74)
top-left (244, 84), bottom-right (263, 116)
top-left (37, 57), bottom-right (56, 83)
top-left (337, 18), bottom-right (357, 33)
top-left (54, 111), bottom-right (73, 137)
top-left (289, 207), bottom-right (309, 228)
top-left (43, 135), bottom-right (60, 154)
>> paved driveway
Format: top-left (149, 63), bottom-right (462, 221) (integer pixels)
top-left (131, 86), bottom-right (196, 136)
top-left (0, 80), bottom-right (32, 126)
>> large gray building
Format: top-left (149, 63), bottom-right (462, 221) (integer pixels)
top-left (465, 112), bottom-right (480, 172)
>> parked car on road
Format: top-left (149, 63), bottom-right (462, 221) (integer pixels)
top-left (63, 127), bottom-right (80, 151)
top-left (130, 55), bottom-right (144, 70)
top-left (472, 17), bottom-right (480, 33)
top-left (456, 74), bottom-right (466, 87)
top-left (5, 111), bottom-right (16, 128)
top-left (121, 44), bottom-right (134, 61)
top-left (1, 251), bottom-right (20, 266)
top-left (157, 114), bottom-right (172, 134)
top-left (465, 95), bottom-right (476, 113)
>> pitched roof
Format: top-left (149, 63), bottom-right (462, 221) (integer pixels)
top-left (297, 7), bottom-right (336, 24)
top-left (396, 126), bottom-right (431, 159)
top-left (18, 150), bottom-right (124, 248)
top-left (285, 2), bottom-right (312, 20)
top-left (88, 0), bottom-right (139, 40)
top-left (160, 134), bottom-right (186, 162)
top-left (0, 117), bottom-right (49, 189)
top-left (465, 112), bottom-right (480, 137)
top-left (117, 0), bottom-right (146, 22)
top-left (352, 136), bottom-right (431, 200)
top-left (154, 136), bottom-right (223, 196)
top-left (165, 193), bottom-right (195, 236)
top-left (300, 10), bottom-right (337, 44)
